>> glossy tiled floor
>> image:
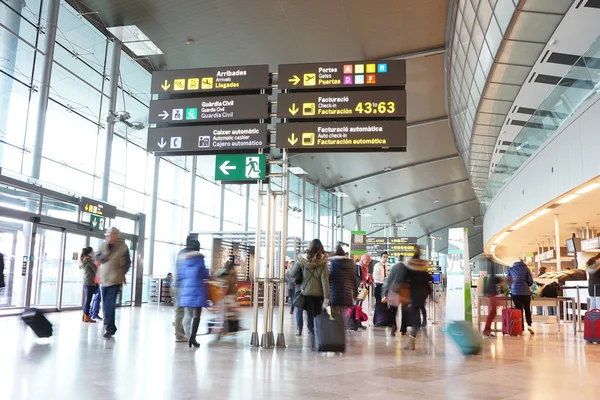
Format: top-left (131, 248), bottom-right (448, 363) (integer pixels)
top-left (2, 305), bottom-right (600, 400)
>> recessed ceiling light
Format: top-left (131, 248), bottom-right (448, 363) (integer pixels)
top-left (433, 200), bottom-right (439, 204)
top-left (384, 167), bottom-right (392, 172)
top-left (575, 182), bottom-right (600, 194)
top-left (557, 194), bottom-right (579, 204)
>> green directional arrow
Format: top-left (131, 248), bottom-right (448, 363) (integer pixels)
top-left (215, 154), bottom-right (266, 182)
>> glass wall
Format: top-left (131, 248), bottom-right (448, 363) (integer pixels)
top-left (0, 0), bottom-right (336, 293)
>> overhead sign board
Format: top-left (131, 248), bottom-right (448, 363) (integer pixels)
top-left (79, 197), bottom-right (117, 219)
top-left (366, 237), bottom-right (387, 244)
top-left (276, 120), bottom-right (406, 151)
top-left (580, 238), bottom-right (600, 252)
top-left (147, 124), bottom-right (267, 154)
top-left (215, 154), bottom-right (266, 182)
top-left (389, 237), bottom-right (417, 244)
top-left (149, 94), bottom-right (268, 124)
top-left (278, 60), bottom-right (406, 89)
top-left (350, 231), bottom-right (367, 255)
top-left (150, 64), bottom-right (269, 94)
top-left (277, 90), bottom-right (406, 119)
top-left (366, 243), bottom-right (388, 254)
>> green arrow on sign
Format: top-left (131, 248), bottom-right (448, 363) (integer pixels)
top-left (90, 215), bottom-right (106, 231)
top-left (215, 154), bottom-right (266, 182)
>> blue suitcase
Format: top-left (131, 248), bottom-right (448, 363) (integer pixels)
top-left (446, 321), bottom-right (481, 355)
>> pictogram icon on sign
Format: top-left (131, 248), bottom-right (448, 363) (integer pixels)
top-left (201, 77), bottom-right (213, 89)
top-left (188, 78), bottom-right (199, 90)
top-left (303, 73), bottom-right (316, 86)
top-left (172, 109), bottom-right (183, 120)
top-left (174, 79), bottom-right (185, 90)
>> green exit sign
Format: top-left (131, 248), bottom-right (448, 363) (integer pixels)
top-left (90, 214), bottom-right (106, 231)
top-left (215, 154), bottom-right (266, 182)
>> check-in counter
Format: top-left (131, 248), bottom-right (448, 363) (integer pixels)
top-left (476, 295), bottom-right (577, 335)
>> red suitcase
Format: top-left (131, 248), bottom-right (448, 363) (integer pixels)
top-left (584, 309), bottom-right (600, 343)
top-left (502, 308), bottom-right (523, 336)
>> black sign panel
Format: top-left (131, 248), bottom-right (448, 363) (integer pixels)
top-left (79, 197), bottom-right (117, 219)
top-left (276, 120), bottom-right (406, 152)
top-left (150, 65), bottom-right (269, 94)
top-left (147, 124), bottom-right (268, 154)
top-left (366, 237), bottom-right (387, 244)
top-left (388, 237), bottom-right (418, 244)
top-left (149, 94), bottom-right (268, 124)
top-left (277, 90), bottom-right (406, 119)
top-left (366, 243), bottom-right (388, 253)
top-left (278, 60), bottom-right (406, 89)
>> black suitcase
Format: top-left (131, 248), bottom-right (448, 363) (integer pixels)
top-left (22, 308), bottom-right (53, 338)
top-left (315, 312), bottom-right (346, 352)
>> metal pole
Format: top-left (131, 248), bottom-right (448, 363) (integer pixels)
top-left (301, 176), bottom-right (306, 241)
top-left (244, 184), bottom-right (250, 231)
top-left (276, 150), bottom-right (289, 348)
top-left (266, 191), bottom-right (277, 347)
top-left (30, 0), bottom-right (60, 179)
top-left (146, 157), bottom-right (160, 275)
top-left (356, 210), bottom-right (361, 231)
top-left (219, 183), bottom-right (225, 231)
top-left (134, 213), bottom-right (146, 307)
top-left (250, 179), bottom-right (263, 347)
top-left (586, 223), bottom-right (590, 240)
top-left (339, 196), bottom-right (344, 242)
top-left (261, 186), bottom-right (272, 348)
top-left (316, 184), bottom-right (321, 241)
top-left (330, 192), bottom-right (335, 249)
top-left (554, 214), bottom-right (561, 271)
top-left (189, 156), bottom-right (197, 232)
top-left (100, 38), bottom-right (122, 200)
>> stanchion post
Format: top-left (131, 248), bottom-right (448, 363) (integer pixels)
top-left (261, 187), bottom-right (272, 348)
top-left (276, 150), bottom-right (289, 348)
top-left (250, 179), bottom-right (263, 347)
top-left (266, 191), bottom-right (277, 347)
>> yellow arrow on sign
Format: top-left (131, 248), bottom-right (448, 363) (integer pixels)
top-left (288, 133), bottom-right (298, 145)
top-left (288, 75), bottom-right (300, 85)
top-left (289, 103), bottom-right (299, 115)
top-left (161, 80), bottom-right (171, 91)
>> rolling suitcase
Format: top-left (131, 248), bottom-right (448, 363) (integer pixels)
top-left (315, 311), bottom-right (346, 353)
top-left (446, 321), bottom-right (481, 355)
top-left (22, 308), bottom-right (53, 338)
top-left (502, 307), bottom-right (523, 336)
top-left (584, 285), bottom-right (600, 343)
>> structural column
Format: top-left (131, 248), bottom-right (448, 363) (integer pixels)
top-left (316, 184), bottom-right (321, 241)
top-left (188, 156), bottom-right (197, 232)
top-left (100, 39), bottom-right (123, 201)
top-left (338, 196), bottom-right (344, 242)
top-left (219, 183), bottom-right (225, 231)
top-left (355, 210), bottom-right (361, 231)
top-left (146, 157), bottom-right (160, 275)
top-left (0, 0), bottom-right (25, 164)
top-left (244, 185), bottom-right (250, 231)
top-left (301, 176), bottom-right (306, 241)
top-left (30, 0), bottom-right (60, 179)
top-left (554, 214), bottom-right (561, 271)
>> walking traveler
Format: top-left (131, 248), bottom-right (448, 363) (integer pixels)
top-left (173, 236), bottom-right (198, 343)
top-left (482, 269), bottom-right (503, 338)
top-left (177, 236), bottom-right (209, 348)
top-left (328, 245), bottom-right (358, 317)
top-left (507, 259), bottom-right (535, 335)
top-left (96, 227), bottom-right (131, 338)
top-left (291, 239), bottom-right (329, 349)
top-left (373, 252), bottom-right (390, 326)
top-left (586, 253), bottom-right (600, 308)
top-left (79, 247), bottom-right (97, 323)
top-left (397, 247), bottom-right (431, 350)
top-left (383, 255), bottom-right (408, 335)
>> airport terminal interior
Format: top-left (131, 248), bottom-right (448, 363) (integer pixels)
top-left (2, 0), bottom-right (600, 399)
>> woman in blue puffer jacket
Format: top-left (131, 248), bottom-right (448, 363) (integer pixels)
top-left (177, 241), bottom-right (209, 348)
top-left (507, 259), bottom-right (534, 335)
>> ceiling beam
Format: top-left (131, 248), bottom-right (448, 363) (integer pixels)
top-left (343, 178), bottom-right (470, 216)
top-left (365, 198), bottom-right (477, 236)
top-left (417, 217), bottom-right (480, 240)
top-left (327, 153), bottom-right (459, 190)
top-left (384, 46), bottom-right (446, 60)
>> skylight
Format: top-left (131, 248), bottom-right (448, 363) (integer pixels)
top-left (107, 25), bottom-right (163, 56)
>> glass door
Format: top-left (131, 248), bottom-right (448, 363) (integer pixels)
top-left (0, 230), bottom-right (17, 308)
top-left (31, 227), bottom-right (64, 308)
top-left (59, 232), bottom-right (89, 309)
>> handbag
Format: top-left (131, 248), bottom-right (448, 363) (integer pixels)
top-left (293, 289), bottom-right (305, 309)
